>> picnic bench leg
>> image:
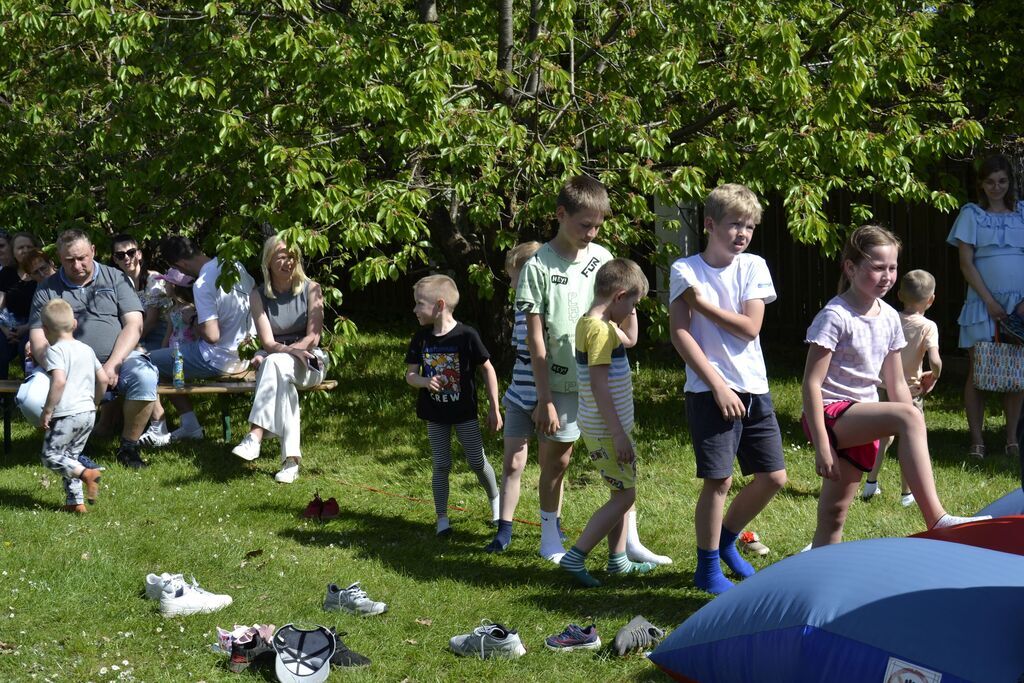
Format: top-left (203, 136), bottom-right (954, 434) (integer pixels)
top-left (3, 394), bottom-right (11, 456)
top-left (220, 396), bottom-right (232, 443)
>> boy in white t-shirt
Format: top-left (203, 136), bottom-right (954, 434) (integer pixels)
top-left (862, 270), bottom-right (941, 506)
top-left (668, 184), bottom-right (788, 595)
top-left (38, 299), bottom-right (109, 513)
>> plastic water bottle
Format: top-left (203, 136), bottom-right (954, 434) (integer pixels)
top-left (24, 357), bottom-right (36, 375)
top-left (172, 340), bottom-right (185, 389)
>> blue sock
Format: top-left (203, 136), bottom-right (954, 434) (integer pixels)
top-left (719, 526), bottom-right (755, 579)
top-left (694, 548), bottom-right (733, 595)
top-left (485, 520), bottom-right (513, 552)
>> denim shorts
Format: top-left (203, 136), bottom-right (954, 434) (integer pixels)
top-left (502, 398), bottom-right (536, 439)
top-left (149, 342), bottom-right (223, 381)
top-left (686, 391), bottom-right (786, 479)
top-left (116, 351), bottom-right (159, 402)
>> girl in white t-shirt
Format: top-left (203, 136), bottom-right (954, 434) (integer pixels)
top-left (801, 225), bottom-right (987, 547)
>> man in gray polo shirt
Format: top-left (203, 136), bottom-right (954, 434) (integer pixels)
top-left (29, 230), bottom-right (159, 468)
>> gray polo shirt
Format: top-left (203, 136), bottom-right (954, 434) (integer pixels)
top-left (30, 262), bottom-right (143, 363)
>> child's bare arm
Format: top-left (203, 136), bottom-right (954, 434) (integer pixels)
top-left (525, 312), bottom-right (559, 434)
top-left (589, 364), bottom-right (633, 464)
top-left (881, 350), bottom-right (914, 405)
top-left (617, 310), bottom-right (639, 348)
top-left (479, 359), bottom-right (503, 432)
top-left (920, 346), bottom-right (942, 394)
top-left (40, 369), bottom-right (67, 430)
top-left (802, 344), bottom-right (839, 481)
top-left (405, 363), bottom-right (442, 391)
top-left (669, 295), bottom-right (745, 420)
top-left (95, 366), bottom-right (110, 406)
top-left (682, 287), bottom-right (766, 341)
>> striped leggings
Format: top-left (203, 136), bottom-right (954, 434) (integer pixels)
top-left (426, 420), bottom-right (498, 516)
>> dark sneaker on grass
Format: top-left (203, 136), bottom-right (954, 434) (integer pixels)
top-left (77, 453), bottom-right (105, 472)
top-left (449, 620), bottom-right (526, 659)
top-left (117, 443), bottom-right (148, 469)
top-left (328, 628), bottom-right (371, 668)
top-left (227, 624), bottom-right (276, 673)
top-left (544, 623), bottom-right (601, 651)
top-left (613, 615), bottom-right (664, 656)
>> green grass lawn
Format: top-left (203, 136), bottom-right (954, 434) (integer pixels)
top-left (0, 326), bottom-right (1018, 682)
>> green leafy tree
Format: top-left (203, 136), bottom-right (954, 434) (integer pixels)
top-left (0, 0), bottom-right (983, 348)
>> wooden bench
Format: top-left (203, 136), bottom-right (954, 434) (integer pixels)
top-left (0, 379), bottom-right (338, 455)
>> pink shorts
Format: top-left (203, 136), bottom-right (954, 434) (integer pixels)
top-left (800, 400), bottom-right (880, 472)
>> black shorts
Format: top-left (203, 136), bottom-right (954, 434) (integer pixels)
top-left (685, 391), bottom-right (786, 479)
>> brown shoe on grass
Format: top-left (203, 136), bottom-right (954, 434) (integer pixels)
top-left (80, 468), bottom-right (101, 504)
top-left (62, 504), bottom-right (87, 514)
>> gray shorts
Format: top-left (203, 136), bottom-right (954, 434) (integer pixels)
top-left (538, 390), bottom-right (580, 443)
top-left (502, 398), bottom-right (536, 439)
top-left (686, 391), bottom-right (786, 479)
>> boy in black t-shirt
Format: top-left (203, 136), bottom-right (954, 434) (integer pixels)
top-left (405, 275), bottom-right (502, 537)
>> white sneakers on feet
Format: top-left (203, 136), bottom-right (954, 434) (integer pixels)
top-left (275, 459), bottom-right (300, 484)
top-left (861, 481), bottom-right (881, 500)
top-left (900, 492), bottom-right (916, 508)
top-left (139, 427), bottom-right (171, 448)
top-left (169, 425), bottom-right (204, 442)
top-left (232, 434), bottom-right (262, 461)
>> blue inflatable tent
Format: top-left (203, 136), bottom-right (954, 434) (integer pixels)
top-left (649, 538), bottom-right (1024, 682)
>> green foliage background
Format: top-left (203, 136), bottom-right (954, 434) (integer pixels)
top-left (0, 1), bottom-right (1008, 335)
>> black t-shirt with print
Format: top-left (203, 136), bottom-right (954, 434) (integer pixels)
top-left (404, 322), bottom-right (490, 424)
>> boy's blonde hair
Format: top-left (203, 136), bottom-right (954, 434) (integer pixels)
top-left (899, 269), bottom-right (936, 304)
top-left (705, 183), bottom-right (763, 223)
top-left (414, 274), bottom-right (460, 310)
top-left (504, 241), bottom-right (542, 275)
top-left (41, 298), bottom-right (75, 334)
top-left (557, 175), bottom-right (611, 216)
top-left (594, 258), bottom-right (649, 300)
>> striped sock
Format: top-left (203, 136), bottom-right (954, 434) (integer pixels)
top-left (559, 546), bottom-right (600, 587)
top-left (606, 552), bottom-right (657, 575)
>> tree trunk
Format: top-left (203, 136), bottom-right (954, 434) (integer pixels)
top-left (419, 0), bottom-right (437, 23)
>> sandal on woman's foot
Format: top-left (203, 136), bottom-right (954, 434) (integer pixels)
top-left (968, 444), bottom-right (986, 459)
top-left (1006, 443), bottom-right (1020, 459)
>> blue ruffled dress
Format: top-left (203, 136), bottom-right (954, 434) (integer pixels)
top-left (946, 201), bottom-right (1024, 348)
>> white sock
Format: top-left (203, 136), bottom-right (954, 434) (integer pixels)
top-left (149, 419), bottom-right (168, 435)
top-left (625, 509), bottom-right (673, 565)
top-left (539, 509), bottom-right (565, 559)
top-left (179, 411), bottom-right (200, 431)
top-left (932, 513), bottom-right (991, 530)
top-left (489, 496), bottom-right (500, 522)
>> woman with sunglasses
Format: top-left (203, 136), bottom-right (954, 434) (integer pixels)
top-left (0, 232), bottom-right (45, 378)
top-left (111, 234), bottom-right (169, 351)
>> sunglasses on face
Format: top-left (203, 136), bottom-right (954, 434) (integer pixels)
top-left (113, 247), bottom-right (139, 260)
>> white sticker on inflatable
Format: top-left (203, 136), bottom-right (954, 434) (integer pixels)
top-left (883, 657), bottom-right (942, 683)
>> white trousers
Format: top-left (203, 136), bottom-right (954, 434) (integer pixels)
top-left (247, 352), bottom-right (322, 459)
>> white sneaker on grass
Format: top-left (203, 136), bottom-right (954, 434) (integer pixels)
top-left (231, 434), bottom-right (262, 461)
top-left (169, 425), bottom-right (204, 442)
top-left (144, 572), bottom-right (184, 600)
top-left (449, 620), bottom-right (526, 659)
top-left (159, 578), bottom-right (232, 617)
top-left (861, 481), bottom-right (880, 500)
top-left (139, 429), bottom-right (171, 448)
top-left (275, 459), bottom-right (299, 483)
top-left (323, 582), bottom-right (387, 616)
top-left (900, 493), bottom-right (916, 508)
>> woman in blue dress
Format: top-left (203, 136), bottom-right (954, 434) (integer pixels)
top-left (947, 154), bottom-right (1024, 459)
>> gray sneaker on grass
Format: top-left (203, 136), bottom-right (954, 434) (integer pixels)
top-left (323, 582), bottom-right (387, 616)
top-left (613, 615), bottom-right (664, 656)
top-left (449, 620), bottom-right (526, 659)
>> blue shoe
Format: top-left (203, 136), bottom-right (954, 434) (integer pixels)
top-left (544, 623), bottom-right (601, 651)
top-left (78, 454), bottom-right (105, 472)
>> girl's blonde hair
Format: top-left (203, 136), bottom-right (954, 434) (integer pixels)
top-left (262, 235), bottom-right (307, 298)
top-left (977, 154), bottom-right (1018, 211)
top-left (504, 241), bottom-right (542, 275)
top-left (837, 224), bottom-right (901, 294)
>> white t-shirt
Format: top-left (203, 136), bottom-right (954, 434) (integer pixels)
top-left (45, 338), bottom-right (101, 418)
top-left (805, 296), bottom-right (906, 404)
top-left (193, 259), bottom-right (255, 371)
top-left (668, 252), bottom-right (777, 394)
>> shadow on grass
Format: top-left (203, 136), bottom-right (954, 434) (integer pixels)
top-left (277, 508), bottom-right (562, 589)
top-left (0, 485), bottom-right (50, 511)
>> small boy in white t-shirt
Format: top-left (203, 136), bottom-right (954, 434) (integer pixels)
top-left (39, 299), bottom-right (109, 513)
top-left (861, 270), bottom-right (941, 506)
top-left (669, 184), bottom-right (788, 595)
